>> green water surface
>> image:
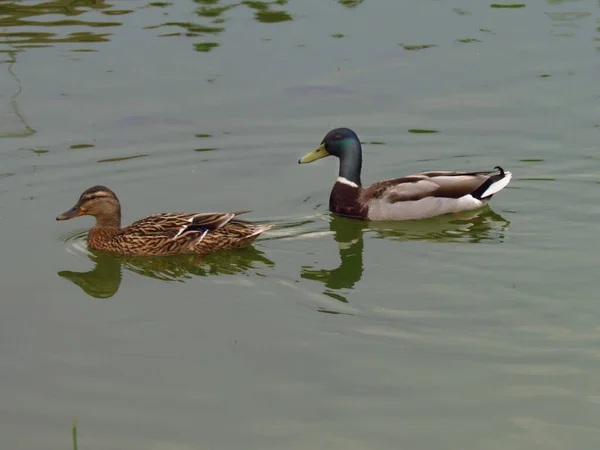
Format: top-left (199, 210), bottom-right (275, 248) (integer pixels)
top-left (2, 0), bottom-right (600, 449)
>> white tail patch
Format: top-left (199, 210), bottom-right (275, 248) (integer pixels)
top-left (337, 177), bottom-right (359, 188)
top-left (480, 171), bottom-right (512, 198)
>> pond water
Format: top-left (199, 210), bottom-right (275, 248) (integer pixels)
top-left (2, 0), bottom-right (600, 449)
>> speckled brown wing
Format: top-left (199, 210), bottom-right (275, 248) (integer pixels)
top-left (109, 212), bottom-right (243, 256)
top-left (124, 212), bottom-right (243, 237)
top-left (193, 220), bottom-right (275, 254)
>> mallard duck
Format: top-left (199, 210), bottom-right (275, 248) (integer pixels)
top-left (56, 186), bottom-right (275, 256)
top-left (298, 128), bottom-right (512, 221)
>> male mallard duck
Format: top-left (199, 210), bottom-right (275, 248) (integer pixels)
top-left (56, 186), bottom-right (274, 256)
top-left (298, 128), bottom-right (512, 221)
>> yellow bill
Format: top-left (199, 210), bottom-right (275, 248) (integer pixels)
top-left (298, 143), bottom-right (329, 164)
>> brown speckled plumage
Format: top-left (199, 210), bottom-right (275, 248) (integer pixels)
top-left (57, 186), bottom-right (274, 256)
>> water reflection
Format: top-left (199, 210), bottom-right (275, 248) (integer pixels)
top-left (59, 253), bottom-right (122, 299)
top-left (301, 208), bottom-right (510, 304)
top-left (0, 0), bottom-right (121, 51)
top-left (301, 216), bottom-right (365, 294)
top-left (369, 207), bottom-right (511, 244)
top-left (59, 245), bottom-right (275, 299)
top-left (0, 0), bottom-right (359, 56)
top-left (338, 0), bottom-right (365, 8)
top-left (150, 0), bottom-right (294, 53)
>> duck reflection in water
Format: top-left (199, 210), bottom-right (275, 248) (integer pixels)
top-left (301, 207), bottom-right (510, 303)
top-left (58, 246), bottom-right (275, 299)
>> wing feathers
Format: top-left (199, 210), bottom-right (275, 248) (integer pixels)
top-left (125, 211), bottom-right (245, 240)
top-left (363, 168), bottom-right (510, 205)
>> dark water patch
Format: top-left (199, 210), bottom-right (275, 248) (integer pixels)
top-left (195, 42), bottom-right (220, 52)
top-left (71, 49), bottom-right (99, 52)
top-left (0, 30), bottom-right (113, 47)
top-left (453, 8), bottom-right (472, 15)
top-left (490, 4), bottom-right (526, 8)
top-left (331, 33), bottom-right (345, 39)
top-left (148, 22), bottom-right (224, 34)
top-left (194, 148), bottom-right (218, 152)
top-left (400, 44), bottom-right (437, 51)
top-left (72, 420), bottom-right (78, 450)
top-left (457, 38), bottom-right (482, 43)
top-left (197, 5), bottom-right (236, 18)
top-left (195, 133), bottom-right (212, 138)
top-left (148, 2), bottom-right (173, 7)
top-left (318, 308), bottom-right (348, 315)
top-left (408, 129), bottom-right (439, 134)
top-left (324, 290), bottom-right (349, 303)
top-left (29, 148), bottom-right (49, 155)
top-left (480, 28), bottom-right (494, 33)
top-left (97, 154), bottom-right (148, 163)
top-left (102, 10), bottom-right (134, 16)
top-left (520, 159), bottom-right (545, 163)
top-left (538, 74), bottom-right (551, 77)
top-left (338, 0), bottom-right (365, 7)
top-left (21, 45), bottom-right (56, 50)
top-left (242, 1), bottom-right (270, 10)
top-left (69, 144), bottom-right (95, 149)
top-left (254, 10), bottom-right (293, 23)
top-left (0, 172), bottom-right (15, 178)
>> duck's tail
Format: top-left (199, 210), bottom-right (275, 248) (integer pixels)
top-left (473, 166), bottom-right (512, 199)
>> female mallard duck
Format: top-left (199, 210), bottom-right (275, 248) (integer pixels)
top-left (298, 128), bottom-right (512, 221)
top-left (56, 186), bottom-right (274, 256)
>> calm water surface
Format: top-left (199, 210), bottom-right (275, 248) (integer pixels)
top-left (2, 0), bottom-right (600, 449)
